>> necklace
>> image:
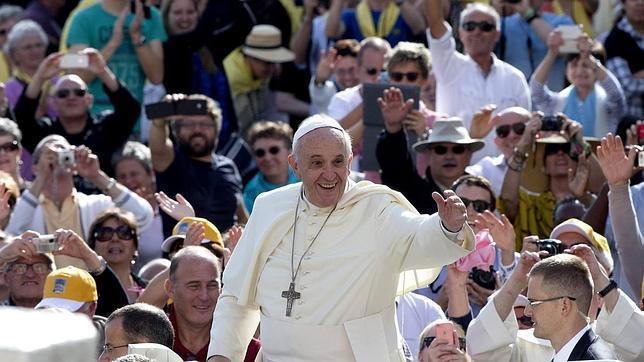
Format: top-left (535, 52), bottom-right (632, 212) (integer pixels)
top-left (281, 188), bottom-right (337, 317)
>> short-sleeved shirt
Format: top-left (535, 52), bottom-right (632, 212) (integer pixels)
top-left (66, 3), bottom-right (167, 113)
top-left (156, 149), bottom-right (242, 235)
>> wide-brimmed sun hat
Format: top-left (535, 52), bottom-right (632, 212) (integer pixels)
top-left (413, 117), bottom-right (485, 152)
top-left (241, 24), bottom-right (295, 63)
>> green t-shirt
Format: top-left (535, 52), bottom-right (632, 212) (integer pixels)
top-left (67, 3), bottom-right (167, 114)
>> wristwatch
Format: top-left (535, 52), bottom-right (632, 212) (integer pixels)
top-left (89, 256), bottom-right (108, 276)
top-left (597, 279), bottom-right (617, 297)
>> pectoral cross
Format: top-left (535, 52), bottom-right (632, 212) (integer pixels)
top-left (281, 282), bottom-right (301, 317)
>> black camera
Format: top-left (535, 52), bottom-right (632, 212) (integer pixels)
top-left (503, 0), bottom-right (522, 3)
top-left (130, 0), bottom-right (151, 19)
top-left (469, 266), bottom-right (496, 290)
top-left (535, 239), bottom-right (565, 257)
top-left (540, 115), bottom-right (564, 131)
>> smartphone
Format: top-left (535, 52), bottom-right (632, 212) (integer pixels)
top-left (637, 150), bottom-right (644, 168)
top-left (175, 99), bottom-right (209, 116)
top-left (145, 101), bottom-right (175, 120)
top-left (557, 25), bottom-right (582, 53)
top-left (130, 0), bottom-right (151, 19)
top-left (33, 234), bottom-right (58, 254)
top-left (434, 322), bottom-right (456, 346)
top-left (637, 124), bottom-right (644, 145)
top-left (59, 54), bottom-right (89, 69)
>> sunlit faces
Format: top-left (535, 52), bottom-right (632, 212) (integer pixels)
top-left (246, 56), bottom-right (279, 80)
top-left (493, 112), bottom-right (528, 158)
top-left (4, 255), bottom-right (51, 303)
top-left (0, 134), bottom-right (21, 175)
top-left (454, 184), bottom-right (493, 228)
top-left (358, 47), bottom-right (386, 84)
top-left (10, 33), bottom-right (46, 71)
top-left (99, 317), bottom-right (130, 362)
top-left (175, 114), bottom-right (217, 158)
top-left (167, 0), bottom-right (198, 35)
top-left (388, 61), bottom-right (427, 87)
top-left (288, 128), bottom-right (352, 208)
top-left (334, 55), bottom-right (359, 90)
top-left (93, 217), bottom-right (137, 266)
top-left (525, 276), bottom-right (559, 340)
top-left (253, 137), bottom-right (290, 184)
top-left (165, 257), bottom-right (220, 328)
top-left (425, 143), bottom-right (472, 185)
top-left (566, 56), bottom-right (597, 90)
top-left (114, 158), bottom-right (154, 192)
top-left (52, 77), bottom-right (92, 119)
top-left (458, 11), bottom-right (500, 58)
top-left (543, 144), bottom-right (575, 177)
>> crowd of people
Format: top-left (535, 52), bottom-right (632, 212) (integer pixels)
top-left (0, 0), bottom-right (642, 361)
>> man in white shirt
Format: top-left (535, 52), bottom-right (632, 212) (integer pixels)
top-left (424, 0), bottom-right (531, 162)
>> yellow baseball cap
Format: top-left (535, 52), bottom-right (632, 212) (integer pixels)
top-left (36, 266), bottom-right (97, 312)
top-left (161, 217), bottom-right (223, 253)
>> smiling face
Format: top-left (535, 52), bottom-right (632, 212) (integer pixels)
top-left (10, 33), bottom-right (46, 72)
top-left (459, 11), bottom-right (500, 58)
top-left (334, 55), bottom-right (360, 90)
top-left (0, 134), bottom-right (21, 175)
top-left (52, 77), bottom-right (92, 120)
top-left (425, 143), bottom-right (473, 187)
top-left (175, 115), bottom-right (217, 158)
top-left (4, 255), bottom-right (51, 306)
top-left (165, 256), bottom-right (220, 328)
top-left (566, 56), bottom-right (596, 90)
top-left (93, 217), bottom-right (137, 267)
top-left (289, 128), bottom-right (352, 208)
top-left (253, 137), bottom-right (291, 183)
top-left (114, 158), bottom-right (154, 193)
top-left (544, 146), bottom-right (575, 177)
top-left (167, 0), bottom-right (198, 35)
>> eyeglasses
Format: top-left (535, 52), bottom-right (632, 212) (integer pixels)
top-left (0, 140), bottom-right (19, 152)
top-left (100, 343), bottom-right (129, 355)
top-left (422, 336), bottom-right (467, 351)
top-left (389, 71), bottom-right (420, 82)
top-left (462, 21), bottom-right (496, 32)
top-left (365, 67), bottom-right (385, 76)
top-left (527, 295), bottom-right (576, 308)
top-left (430, 145), bottom-right (467, 155)
top-left (460, 197), bottom-right (492, 213)
top-left (7, 262), bottom-right (51, 275)
top-left (0, 29), bottom-right (8, 36)
top-left (254, 146), bottom-right (281, 158)
top-left (544, 143), bottom-right (571, 156)
top-left (94, 225), bottom-right (135, 242)
top-left (495, 122), bottom-right (526, 138)
top-left (177, 120), bottom-right (215, 130)
top-left (55, 88), bottom-right (87, 99)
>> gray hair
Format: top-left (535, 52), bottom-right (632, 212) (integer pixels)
top-left (358, 36), bottom-right (391, 66)
top-left (32, 134), bottom-right (70, 164)
top-left (4, 19), bottom-right (48, 55)
top-left (106, 303), bottom-right (174, 348)
top-left (460, 3), bottom-right (501, 31)
top-left (111, 141), bottom-right (153, 175)
top-left (169, 245), bottom-right (221, 282)
top-left (0, 117), bottom-right (22, 143)
top-left (0, 5), bottom-right (23, 24)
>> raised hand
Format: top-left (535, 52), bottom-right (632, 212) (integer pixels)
top-left (34, 52), bottom-right (63, 81)
top-left (315, 47), bottom-right (336, 84)
top-left (402, 110), bottom-right (426, 136)
top-left (155, 191), bottom-right (195, 221)
top-left (0, 183), bottom-right (13, 222)
top-left (624, 120), bottom-right (642, 146)
top-left (596, 133), bottom-right (637, 186)
top-left (73, 145), bottom-right (101, 181)
top-left (432, 190), bottom-right (467, 233)
top-left (567, 153), bottom-right (590, 198)
top-left (184, 222), bottom-right (205, 246)
top-left (467, 276), bottom-right (497, 305)
top-left (82, 48), bottom-right (108, 75)
top-left (566, 244), bottom-right (606, 284)
top-left (378, 87), bottom-right (414, 134)
top-left (129, 0), bottom-right (145, 44)
top-left (470, 104), bottom-right (497, 139)
top-left (547, 29), bottom-right (564, 55)
top-left (109, 7), bottom-right (128, 48)
top-left (475, 211), bottom-right (515, 253)
top-left (0, 231), bottom-right (40, 263)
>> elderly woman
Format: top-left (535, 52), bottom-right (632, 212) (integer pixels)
top-left (243, 121), bottom-right (298, 212)
top-left (86, 209), bottom-right (147, 317)
top-left (530, 30), bottom-right (626, 138)
top-left (0, 117), bottom-right (27, 190)
top-left (3, 19), bottom-right (56, 118)
top-left (0, 5), bottom-right (23, 83)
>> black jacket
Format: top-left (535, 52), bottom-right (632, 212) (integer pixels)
top-left (568, 329), bottom-right (617, 361)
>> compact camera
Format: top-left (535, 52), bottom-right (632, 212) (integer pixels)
top-left (57, 149), bottom-right (75, 167)
top-left (540, 115), bottom-right (564, 132)
top-left (469, 266), bottom-right (496, 290)
top-left (59, 54), bottom-right (89, 69)
top-left (33, 234), bottom-right (58, 254)
top-left (535, 239), bottom-right (565, 257)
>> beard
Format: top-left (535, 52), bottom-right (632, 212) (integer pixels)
top-left (179, 133), bottom-right (216, 158)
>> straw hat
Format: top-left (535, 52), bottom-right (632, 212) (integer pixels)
top-left (412, 117), bottom-right (485, 152)
top-left (241, 25), bottom-right (294, 63)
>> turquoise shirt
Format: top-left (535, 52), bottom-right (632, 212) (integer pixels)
top-left (243, 168), bottom-right (299, 213)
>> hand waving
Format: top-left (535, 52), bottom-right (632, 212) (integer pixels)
top-left (378, 87), bottom-right (414, 134)
top-left (596, 133), bottom-right (637, 186)
top-left (155, 192), bottom-right (195, 221)
top-left (475, 211), bottom-right (515, 253)
top-left (470, 104), bottom-right (497, 139)
top-left (433, 190), bottom-right (467, 233)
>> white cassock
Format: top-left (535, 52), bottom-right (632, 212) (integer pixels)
top-left (208, 181), bottom-right (475, 361)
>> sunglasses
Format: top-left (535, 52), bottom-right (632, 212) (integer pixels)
top-left (389, 71), bottom-right (420, 82)
top-left (365, 67), bottom-right (385, 76)
top-left (462, 21), bottom-right (496, 32)
top-left (544, 143), bottom-right (571, 156)
top-left (0, 140), bottom-right (19, 152)
top-left (254, 146), bottom-right (281, 158)
top-left (94, 225), bottom-right (135, 242)
top-left (422, 336), bottom-right (467, 351)
top-left (0, 29), bottom-right (8, 36)
top-left (55, 88), bottom-right (87, 99)
top-left (430, 145), bottom-right (467, 155)
top-left (7, 262), bottom-right (51, 275)
top-left (460, 197), bottom-right (492, 213)
top-left (495, 122), bottom-right (526, 138)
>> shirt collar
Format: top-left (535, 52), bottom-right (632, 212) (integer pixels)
top-left (552, 324), bottom-right (591, 362)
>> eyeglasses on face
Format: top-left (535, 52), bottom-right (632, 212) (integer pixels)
top-left (495, 122), bottom-right (526, 138)
top-left (365, 67), bottom-right (385, 76)
top-left (462, 21), bottom-right (496, 32)
top-left (7, 262), bottom-right (51, 275)
top-left (527, 295), bottom-right (576, 308)
top-left (430, 144), bottom-right (467, 155)
top-left (94, 225), bottom-right (135, 242)
top-left (254, 145), bottom-right (281, 158)
top-left (0, 140), bottom-right (20, 152)
top-left (544, 143), bottom-right (571, 156)
top-left (55, 88), bottom-right (87, 99)
top-left (100, 343), bottom-right (129, 355)
top-left (177, 120), bottom-right (215, 130)
top-left (422, 336), bottom-right (467, 351)
top-left (460, 197), bottom-right (492, 213)
top-left (389, 71), bottom-right (420, 82)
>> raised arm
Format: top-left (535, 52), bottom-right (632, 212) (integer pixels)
top-left (399, 0), bottom-right (426, 35)
top-left (325, 0), bottom-right (346, 39)
top-left (424, 0), bottom-right (447, 39)
top-left (129, 0), bottom-right (164, 85)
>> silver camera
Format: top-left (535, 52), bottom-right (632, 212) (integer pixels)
top-left (33, 234), bottom-right (58, 253)
top-left (57, 149), bottom-right (75, 167)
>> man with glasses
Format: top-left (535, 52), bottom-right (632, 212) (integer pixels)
top-left (467, 106), bottom-right (531, 196)
top-left (424, 0), bottom-right (531, 163)
top-left (149, 93), bottom-right (243, 236)
top-left (0, 234), bottom-right (53, 307)
top-left (13, 48), bottom-right (140, 180)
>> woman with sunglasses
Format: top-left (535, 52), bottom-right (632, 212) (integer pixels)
top-left (86, 209), bottom-right (147, 317)
top-left (243, 121), bottom-right (298, 213)
top-left (0, 117), bottom-right (28, 191)
top-left (530, 29), bottom-right (625, 138)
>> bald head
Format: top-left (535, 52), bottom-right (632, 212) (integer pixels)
top-left (494, 107), bottom-right (530, 157)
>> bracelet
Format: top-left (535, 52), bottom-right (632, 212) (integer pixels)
top-left (89, 256), bottom-right (107, 276)
top-left (506, 156), bottom-right (525, 172)
top-left (513, 147), bottom-right (529, 162)
top-left (597, 279), bottom-right (617, 297)
top-left (102, 178), bottom-right (117, 194)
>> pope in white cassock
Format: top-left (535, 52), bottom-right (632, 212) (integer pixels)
top-left (207, 115), bottom-right (476, 361)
